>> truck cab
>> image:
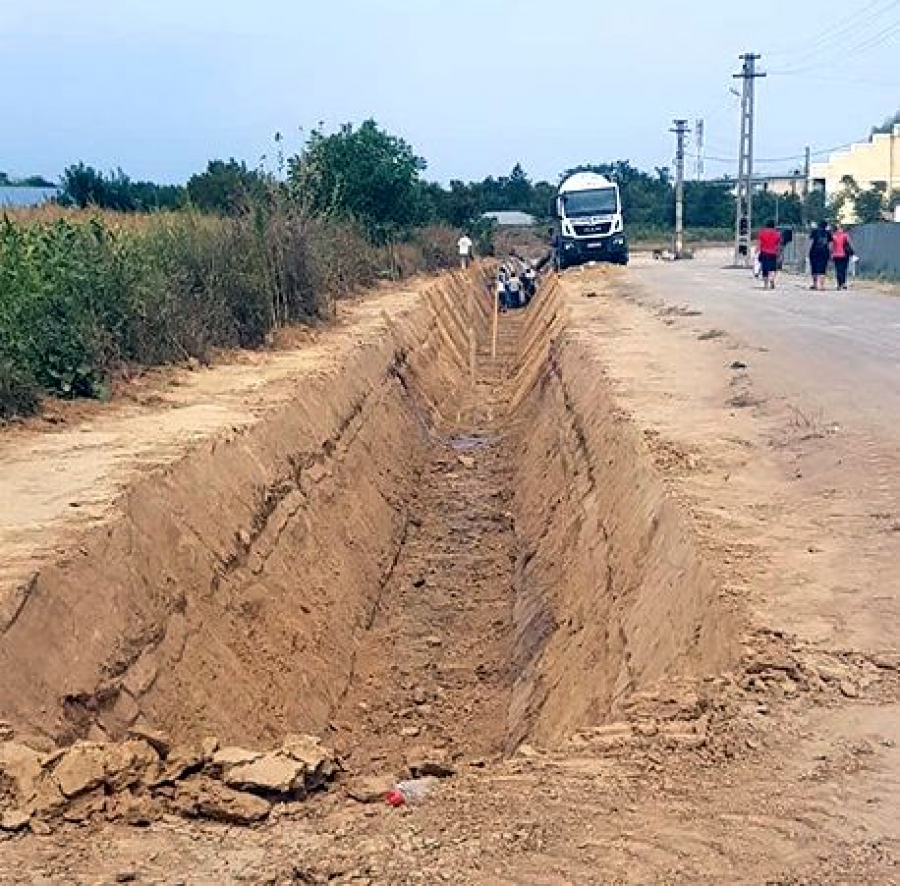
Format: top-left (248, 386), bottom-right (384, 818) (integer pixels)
top-left (553, 171), bottom-right (628, 269)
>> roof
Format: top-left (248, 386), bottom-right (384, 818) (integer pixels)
top-left (481, 210), bottom-right (537, 227)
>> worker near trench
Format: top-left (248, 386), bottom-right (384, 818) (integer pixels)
top-left (458, 233), bottom-right (474, 269)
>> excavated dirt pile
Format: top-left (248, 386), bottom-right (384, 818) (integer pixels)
top-left (0, 267), bottom-right (735, 831)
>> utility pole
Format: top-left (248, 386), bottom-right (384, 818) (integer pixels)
top-left (695, 118), bottom-right (705, 180)
top-left (732, 53), bottom-right (766, 267)
top-left (801, 145), bottom-right (811, 230)
top-left (672, 119), bottom-right (690, 258)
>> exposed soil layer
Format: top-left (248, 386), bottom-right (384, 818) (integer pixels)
top-left (0, 266), bottom-right (731, 767)
top-left (3, 262), bottom-right (896, 883)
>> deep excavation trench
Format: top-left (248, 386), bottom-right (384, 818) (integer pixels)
top-left (0, 269), bottom-right (735, 777)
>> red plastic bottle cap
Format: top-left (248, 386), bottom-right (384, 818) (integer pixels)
top-left (384, 790), bottom-right (405, 807)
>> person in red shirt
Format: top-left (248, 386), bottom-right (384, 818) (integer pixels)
top-left (830, 224), bottom-right (854, 290)
top-left (756, 219), bottom-right (782, 290)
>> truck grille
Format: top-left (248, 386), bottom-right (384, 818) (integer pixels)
top-left (573, 222), bottom-right (612, 236)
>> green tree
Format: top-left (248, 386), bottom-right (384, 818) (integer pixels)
top-left (288, 120), bottom-right (427, 239)
top-left (685, 181), bottom-right (733, 228)
top-left (853, 183), bottom-right (887, 223)
top-left (59, 163), bottom-right (109, 208)
top-left (871, 110), bottom-right (900, 135)
top-left (186, 159), bottom-right (269, 215)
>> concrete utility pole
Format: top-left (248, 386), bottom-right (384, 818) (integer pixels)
top-left (732, 53), bottom-right (766, 267)
top-left (801, 145), bottom-right (811, 230)
top-left (695, 118), bottom-right (705, 181)
top-left (672, 119), bottom-right (690, 259)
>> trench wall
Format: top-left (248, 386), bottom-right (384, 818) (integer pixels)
top-left (0, 272), bottom-right (491, 746)
top-left (0, 266), bottom-right (734, 751)
top-left (505, 277), bottom-right (736, 746)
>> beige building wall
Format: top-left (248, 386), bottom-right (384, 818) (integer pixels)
top-left (810, 124), bottom-right (900, 221)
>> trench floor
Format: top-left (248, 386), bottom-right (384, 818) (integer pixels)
top-left (328, 311), bottom-right (527, 775)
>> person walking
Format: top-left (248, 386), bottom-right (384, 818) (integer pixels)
top-left (756, 219), bottom-right (782, 289)
top-left (808, 220), bottom-right (832, 291)
top-left (831, 224), bottom-right (854, 290)
top-left (457, 233), bottom-right (473, 270)
top-left (506, 272), bottom-right (523, 309)
top-left (496, 272), bottom-right (508, 312)
top-left (523, 265), bottom-right (537, 303)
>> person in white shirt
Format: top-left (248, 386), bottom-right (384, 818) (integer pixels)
top-left (458, 234), bottom-right (473, 269)
top-left (506, 273), bottom-right (523, 308)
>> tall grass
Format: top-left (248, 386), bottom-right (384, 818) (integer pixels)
top-left (0, 207), bottom-right (458, 418)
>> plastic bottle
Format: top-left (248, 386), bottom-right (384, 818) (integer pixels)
top-left (384, 777), bottom-right (436, 807)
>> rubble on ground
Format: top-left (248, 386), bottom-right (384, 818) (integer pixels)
top-left (0, 731), bottom-right (339, 833)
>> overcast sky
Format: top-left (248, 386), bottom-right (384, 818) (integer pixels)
top-left (1, 0), bottom-right (898, 184)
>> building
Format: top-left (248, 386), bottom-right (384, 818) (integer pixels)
top-left (810, 124), bottom-right (900, 216)
top-left (481, 210), bottom-right (536, 227)
top-left (751, 172), bottom-right (806, 196)
top-left (708, 172), bottom-right (805, 196)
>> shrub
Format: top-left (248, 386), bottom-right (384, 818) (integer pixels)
top-left (0, 209), bottom-right (460, 418)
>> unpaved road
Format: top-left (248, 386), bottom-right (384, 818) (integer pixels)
top-left (0, 261), bottom-right (898, 884)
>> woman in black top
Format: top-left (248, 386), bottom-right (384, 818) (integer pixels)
top-left (808, 220), bottom-right (832, 291)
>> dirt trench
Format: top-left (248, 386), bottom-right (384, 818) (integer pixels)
top-left (0, 269), bottom-right (735, 771)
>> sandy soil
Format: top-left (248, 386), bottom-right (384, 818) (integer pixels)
top-left (0, 260), bottom-right (897, 884)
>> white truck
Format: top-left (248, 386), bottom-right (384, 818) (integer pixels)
top-left (553, 171), bottom-right (628, 269)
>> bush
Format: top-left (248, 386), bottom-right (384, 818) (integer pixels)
top-left (0, 209), bottom-right (460, 418)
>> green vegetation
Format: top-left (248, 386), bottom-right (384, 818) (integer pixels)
top-left (9, 117), bottom-right (832, 421)
top-left (59, 163), bottom-right (185, 211)
top-left (0, 208), bottom-right (394, 415)
top-left (871, 110), bottom-right (900, 135)
top-left (0, 172), bottom-right (56, 188)
top-left (828, 175), bottom-right (893, 224)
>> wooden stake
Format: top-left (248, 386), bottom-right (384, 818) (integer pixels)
top-left (491, 286), bottom-right (499, 360)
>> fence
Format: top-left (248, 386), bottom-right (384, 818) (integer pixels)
top-left (782, 222), bottom-right (900, 279)
top-left (850, 223), bottom-right (900, 279)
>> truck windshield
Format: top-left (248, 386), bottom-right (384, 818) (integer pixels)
top-left (563, 188), bottom-right (618, 217)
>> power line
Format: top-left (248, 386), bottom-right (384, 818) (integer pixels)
top-left (686, 141), bottom-right (857, 165)
top-left (766, 0), bottom-right (899, 65)
top-left (770, 13), bottom-right (900, 75)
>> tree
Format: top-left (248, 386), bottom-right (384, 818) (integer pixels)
top-left (871, 110), bottom-right (900, 135)
top-left (288, 120), bottom-right (428, 239)
top-left (59, 163), bottom-right (185, 211)
top-left (186, 160), bottom-right (269, 215)
top-left (59, 163), bottom-right (109, 208)
top-left (685, 181), bottom-right (733, 228)
top-left (853, 184), bottom-right (887, 223)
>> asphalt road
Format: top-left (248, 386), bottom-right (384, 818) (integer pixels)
top-left (629, 248), bottom-right (900, 434)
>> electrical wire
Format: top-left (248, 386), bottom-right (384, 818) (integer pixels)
top-left (770, 15), bottom-right (900, 76)
top-left (685, 141), bottom-right (858, 165)
top-left (766, 0), bottom-right (899, 67)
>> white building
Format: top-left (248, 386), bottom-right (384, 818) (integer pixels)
top-left (810, 124), bottom-right (900, 220)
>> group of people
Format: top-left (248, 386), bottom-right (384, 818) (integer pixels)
top-left (496, 264), bottom-right (537, 310)
top-left (755, 219), bottom-right (855, 292)
top-left (808, 220), bottom-right (855, 291)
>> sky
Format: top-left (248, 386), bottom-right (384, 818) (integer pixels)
top-left (1, 0), bottom-right (898, 185)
